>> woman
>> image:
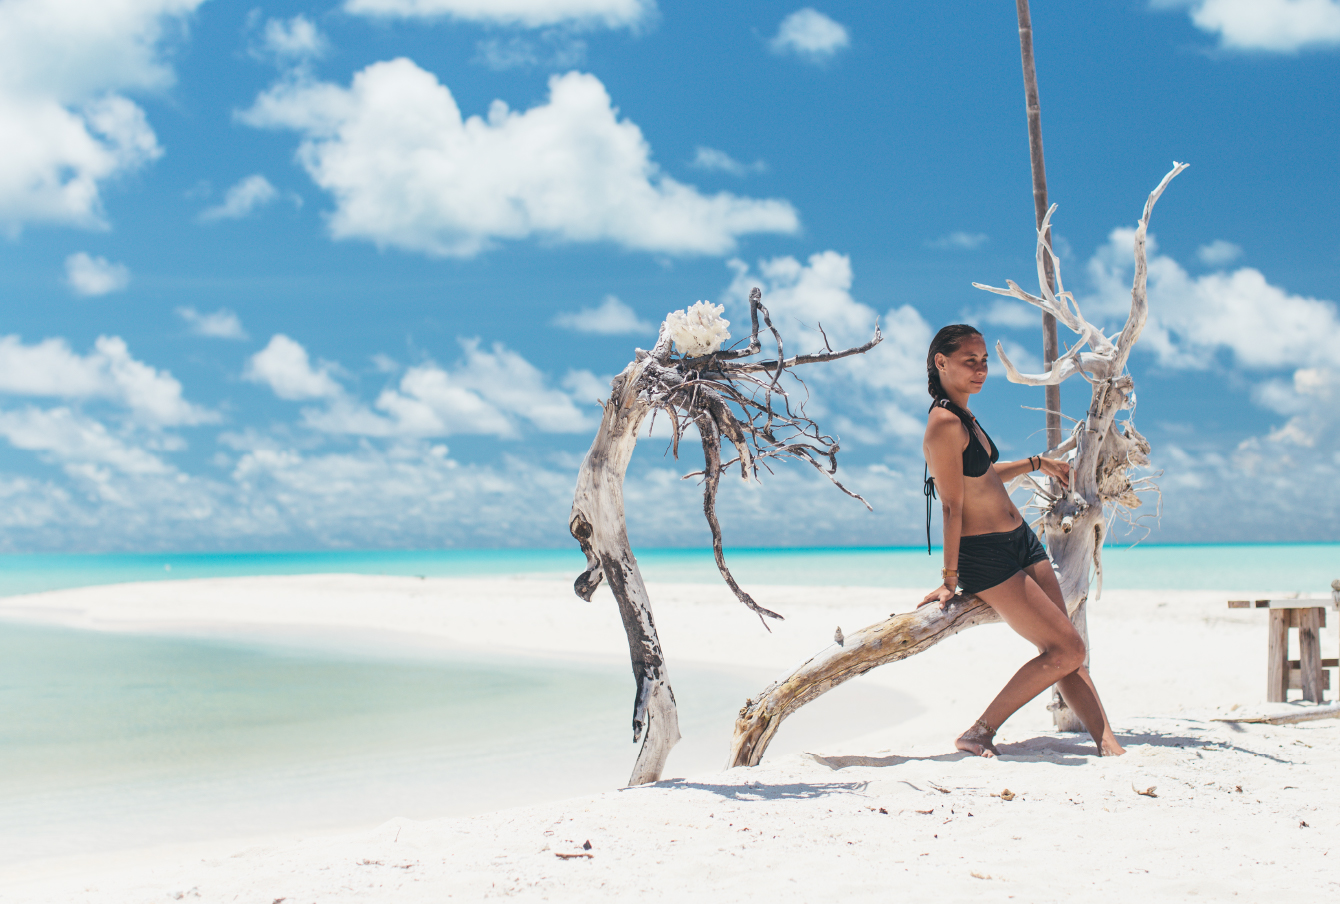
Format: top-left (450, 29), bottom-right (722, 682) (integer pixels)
top-left (919, 324), bottom-right (1124, 758)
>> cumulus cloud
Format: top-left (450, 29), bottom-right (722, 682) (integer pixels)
top-left (245, 334), bottom-right (598, 438)
top-left (691, 147), bottom-right (767, 177)
top-left (770, 8), bottom-right (850, 62)
top-left (0, 406), bottom-right (169, 476)
top-left (723, 251), bottom-right (934, 440)
top-left (198, 174), bottom-right (287, 221)
top-left (64, 252), bottom-right (130, 296)
top-left (0, 0), bottom-right (202, 233)
top-left (368, 340), bottom-right (597, 437)
top-left (176, 307), bottom-right (248, 340)
top-left (0, 334), bottom-right (213, 425)
top-left (1071, 227), bottom-right (1340, 538)
top-left (1153, 0), bottom-right (1340, 52)
top-left (342, 0), bottom-right (655, 29)
top-left (553, 295), bottom-right (654, 335)
top-left (257, 15), bottom-right (327, 62)
top-left (244, 335), bottom-right (343, 401)
top-left (927, 231), bottom-right (989, 251)
top-left (1196, 239), bottom-right (1243, 266)
top-left (1085, 228), bottom-right (1340, 371)
top-left (240, 62), bottom-right (799, 257)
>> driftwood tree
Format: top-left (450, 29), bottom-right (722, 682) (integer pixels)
top-left (569, 292), bottom-right (881, 786)
top-left (729, 163), bottom-right (1187, 768)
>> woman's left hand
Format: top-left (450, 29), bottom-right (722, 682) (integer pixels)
top-left (919, 584), bottom-right (956, 608)
top-left (1038, 456), bottom-right (1071, 488)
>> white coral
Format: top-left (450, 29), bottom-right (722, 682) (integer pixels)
top-left (664, 301), bottom-right (730, 357)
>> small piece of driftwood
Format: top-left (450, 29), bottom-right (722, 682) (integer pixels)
top-left (1213, 705), bottom-right (1340, 726)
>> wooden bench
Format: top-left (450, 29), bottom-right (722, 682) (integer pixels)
top-left (1229, 592), bottom-right (1340, 703)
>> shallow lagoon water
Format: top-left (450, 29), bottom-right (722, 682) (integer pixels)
top-left (0, 621), bottom-right (916, 866)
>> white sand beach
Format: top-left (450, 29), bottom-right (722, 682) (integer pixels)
top-left (1, 573), bottom-right (1337, 902)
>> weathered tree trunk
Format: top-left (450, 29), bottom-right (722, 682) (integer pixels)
top-left (570, 295), bottom-right (881, 786)
top-left (570, 346), bottom-right (681, 787)
top-left (727, 164), bottom-right (1186, 768)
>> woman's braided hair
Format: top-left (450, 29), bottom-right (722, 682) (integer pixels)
top-left (926, 324), bottom-right (983, 409)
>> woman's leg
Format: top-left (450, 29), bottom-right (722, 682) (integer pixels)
top-left (958, 571), bottom-right (1088, 756)
top-left (1023, 561), bottom-right (1125, 756)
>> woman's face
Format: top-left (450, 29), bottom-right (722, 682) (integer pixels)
top-left (937, 334), bottom-right (989, 396)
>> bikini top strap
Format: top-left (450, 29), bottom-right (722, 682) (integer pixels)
top-left (923, 461), bottom-right (936, 555)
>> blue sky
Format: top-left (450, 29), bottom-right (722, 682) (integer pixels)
top-left (1, 0), bottom-right (1338, 552)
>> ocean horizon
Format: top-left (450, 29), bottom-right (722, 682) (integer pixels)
top-left (0, 542), bottom-right (1336, 599)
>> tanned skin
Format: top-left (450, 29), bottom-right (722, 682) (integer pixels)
top-left (919, 334), bottom-right (1125, 758)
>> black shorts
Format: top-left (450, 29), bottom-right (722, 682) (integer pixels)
top-left (958, 522), bottom-right (1050, 594)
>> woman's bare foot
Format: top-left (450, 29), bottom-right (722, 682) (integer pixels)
top-left (956, 719), bottom-right (999, 757)
top-left (1098, 734), bottom-right (1126, 757)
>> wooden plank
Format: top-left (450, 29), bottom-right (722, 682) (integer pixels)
top-left (1288, 658), bottom-right (1340, 669)
top-left (1227, 600), bottom-right (1250, 608)
top-left (1298, 607), bottom-right (1325, 703)
top-left (1288, 668), bottom-right (1331, 691)
top-left (1267, 609), bottom-right (1289, 703)
top-left (1252, 598), bottom-right (1335, 609)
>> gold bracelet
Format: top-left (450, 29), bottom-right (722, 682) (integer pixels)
top-left (941, 567), bottom-right (958, 583)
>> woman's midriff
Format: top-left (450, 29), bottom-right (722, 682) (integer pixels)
top-left (958, 471), bottom-right (1022, 536)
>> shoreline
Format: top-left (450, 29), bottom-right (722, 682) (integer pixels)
top-left (1, 574), bottom-right (1336, 901)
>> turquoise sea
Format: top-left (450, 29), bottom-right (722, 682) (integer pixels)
top-left (0, 543), bottom-right (1334, 870)
top-left (1, 542), bottom-right (1337, 598)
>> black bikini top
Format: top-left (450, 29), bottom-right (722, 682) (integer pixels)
top-left (922, 399), bottom-right (999, 553)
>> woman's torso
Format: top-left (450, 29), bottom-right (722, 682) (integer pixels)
top-left (926, 402), bottom-right (1022, 536)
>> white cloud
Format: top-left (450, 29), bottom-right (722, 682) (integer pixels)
top-left (1155, 0), bottom-right (1340, 52)
top-left (927, 231), bottom-right (989, 251)
top-left (176, 307), bottom-right (248, 340)
top-left (474, 32), bottom-right (587, 70)
top-left (240, 62), bottom-right (799, 258)
top-left (199, 174), bottom-right (284, 221)
top-left (0, 406), bottom-right (169, 475)
top-left (342, 0), bottom-right (655, 29)
top-left (553, 295), bottom-right (653, 335)
top-left (370, 340), bottom-right (596, 437)
top-left (0, 0), bottom-right (203, 233)
top-left (64, 252), bottom-right (130, 296)
top-left (561, 368), bottom-right (612, 403)
top-left (770, 8), bottom-right (850, 62)
top-left (259, 15), bottom-right (327, 62)
top-left (0, 334), bottom-right (213, 425)
top-left (246, 334), bottom-right (596, 439)
top-left (1086, 228), bottom-right (1340, 370)
top-left (977, 298), bottom-right (1042, 330)
top-left (723, 251), bottom-right (933, 440)
top-left (244, 335), bottom-right (343, 401)
top-left (1196, 239), bottom-right (1243, 266)
top-left (691, 147), bottom-right (767, 177)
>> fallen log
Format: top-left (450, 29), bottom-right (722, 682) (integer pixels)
top-left (728, 594), bottom-right (999, 768)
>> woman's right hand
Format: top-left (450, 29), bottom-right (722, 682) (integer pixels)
top-left (919, 584), bottom-right (957, 608)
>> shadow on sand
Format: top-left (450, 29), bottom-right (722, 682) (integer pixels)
top-left (631, 777), bottom-right (871, 802)
top-left (800, 722), bottom-right (1296, 769)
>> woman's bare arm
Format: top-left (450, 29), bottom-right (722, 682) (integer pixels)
top-left (994, 456), bottom-right (1071, 485)
top-left (920, 410), bottom-right (967, 607)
